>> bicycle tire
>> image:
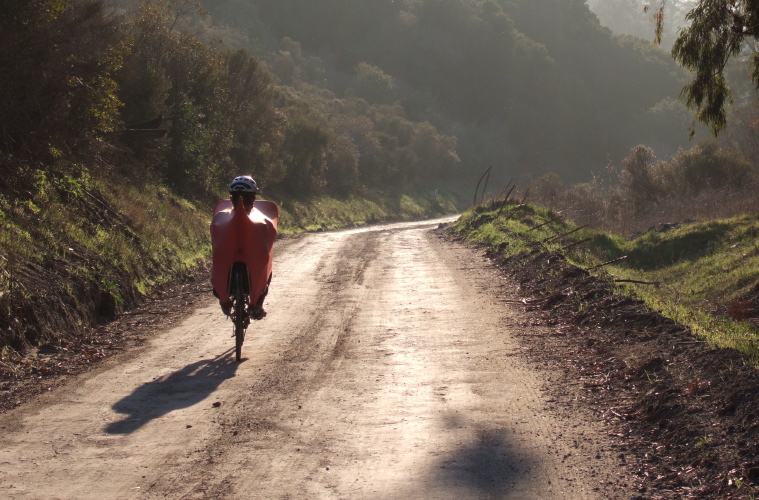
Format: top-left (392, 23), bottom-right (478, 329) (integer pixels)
top-left (233, 267), bottom-right (246, 362)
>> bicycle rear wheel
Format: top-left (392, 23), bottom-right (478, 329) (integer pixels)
top-left (232, 266), bottom-right (246, 362)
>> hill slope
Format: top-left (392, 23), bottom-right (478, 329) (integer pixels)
top-left (204, 0), bottom-right (695, 182)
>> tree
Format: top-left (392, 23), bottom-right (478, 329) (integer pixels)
top-left (587, 0), bottom-right (695, 47)
top-left (658, 0), bottom-right (759, 136)
top-left (0, 0), bottom-right (125, 154)
top-left (354, 62), bottom-right (396, 104)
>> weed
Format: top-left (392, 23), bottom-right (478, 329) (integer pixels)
top-left (695, 435), bottom-right (711, 449)
top-left (100, 277), bottom-right (123, 307)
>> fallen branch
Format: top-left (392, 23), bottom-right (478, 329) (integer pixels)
top-left (614, 279), bottom-right (660, 286)
top-left (83, 189), bottom-right (137, 232)
top-left (544, 224), bottom-right (589, 243)
top-left (526, 218), bottom-right (555, 232)
top-left (503, 204), bottom-right (526, 221)
top-left (561, 237), bottom-right (592, 251)
top-left (587, 255), bottom-right (628, 271)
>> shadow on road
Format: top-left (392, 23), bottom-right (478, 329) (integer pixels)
top-left (105, 350), bottom-right (240, 434)
top-left (430, 415), bottom-right (540, 499)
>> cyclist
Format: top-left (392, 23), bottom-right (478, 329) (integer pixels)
top-left (211, 176), bottom-right (278, 320)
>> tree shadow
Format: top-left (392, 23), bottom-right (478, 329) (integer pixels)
top-left (431, 415), bottom-right (540, 499)
top-left (105, 350), bottom-right (240, 435)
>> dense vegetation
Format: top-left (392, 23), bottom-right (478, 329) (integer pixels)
top-left (596, 0), bottom-right (759, 138)
top-left (523, 140), bottom-right (759, 236)
top-left (587, 0), bottom-right (696, 49)
top-left (0, 0), bottom-right (460, 354)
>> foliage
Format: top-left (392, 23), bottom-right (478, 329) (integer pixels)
top-left (354, 62), bottom-right (396, 104)
top-left (662, 0), bottom-right (759, 136)
top-left (618, 142), bottom-right (755, 211)
top-left (0, 0), bottom-right (467, 354)
top-left (0, 155), bottom-right (210, 351)
top-left (203, 0), bottom-right (691, 183)
top-left (588, 0), bottom-right (695, 48)
top-left (665, 141), bottom-right (754, 191)
top-left (621, 145), bottom-right (661, 206)
top-left (107, 0), bottom-right (464, 199)
top-left (0, 0), bottom-right (125, 154)
top-left (271, 85), bottom-right (460, 196)
top-left (276, 190), bottom-right (457, 235)
top-left (526, 141), bottom-right (758, 233)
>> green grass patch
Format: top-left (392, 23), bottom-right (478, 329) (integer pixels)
top-left (452, 203), bottom-right (759, 361)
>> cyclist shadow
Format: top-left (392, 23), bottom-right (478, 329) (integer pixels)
top-left (105, 350), bottom-right (240, 435)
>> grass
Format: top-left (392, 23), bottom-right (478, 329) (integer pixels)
top-left (452, 201), bottom-right (759, 361)
top-left (0, 167), bottom-right (212, 351)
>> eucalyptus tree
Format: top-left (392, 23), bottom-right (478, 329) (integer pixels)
top-left (654, 0), bottom-right (759, 136)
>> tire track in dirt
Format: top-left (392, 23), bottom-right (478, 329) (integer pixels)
top-left (147, 228), bottom-right (387, 498)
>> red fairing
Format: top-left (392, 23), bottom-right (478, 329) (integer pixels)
top-left (211, 199), bottom-right (279, 304)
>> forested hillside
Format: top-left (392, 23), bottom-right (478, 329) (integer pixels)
top-left (0, 0), bottom-right (461, 354)
top-left (202, 0), bottom-right (695, 182)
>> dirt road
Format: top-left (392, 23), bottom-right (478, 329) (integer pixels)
top-left (0, 219), bottom-right (629, 499)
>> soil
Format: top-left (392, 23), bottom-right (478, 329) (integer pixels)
top-left (0, 271), bottom-right (212, 414)
top-left (0, 218), bottom-right (757, 498)
top-left (729, 282), bottom-right (759, 321)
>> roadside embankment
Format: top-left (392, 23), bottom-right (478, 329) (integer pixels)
top-left (0, 166), bottom-right (458, 377)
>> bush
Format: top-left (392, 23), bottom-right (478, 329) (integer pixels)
top-left (664, 142), bottom-right (754, 193)
top-left (0, 0), bottom-right (123, 154)
top-left (620, 145), bottom-right (660, 207)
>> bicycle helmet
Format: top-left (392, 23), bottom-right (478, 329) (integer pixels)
top-left (228, 175), bottom-right (260, 195)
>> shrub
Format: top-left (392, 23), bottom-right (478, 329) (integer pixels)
top-left (620, 145), bottom-right (661, 207)
top-left (663, 142), bottom-right (754, 193)
top-left (0, 0), bottom-right (124, 154)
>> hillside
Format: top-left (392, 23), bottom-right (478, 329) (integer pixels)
top-left (203, 0), bottom-right (697, 182)
top-left (2, 0), bottom-right (757, 368)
